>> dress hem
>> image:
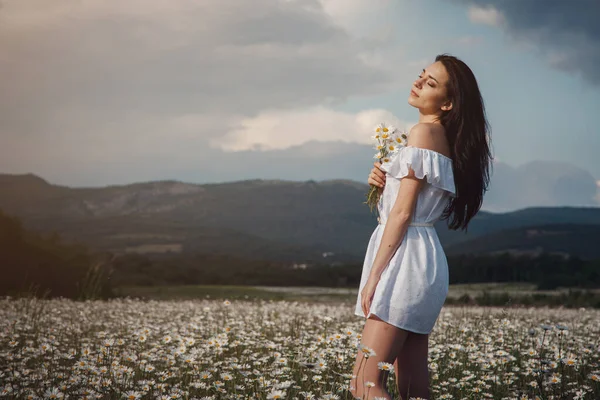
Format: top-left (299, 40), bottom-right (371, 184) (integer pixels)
top-left (353, 310), bottom-right (432, 335)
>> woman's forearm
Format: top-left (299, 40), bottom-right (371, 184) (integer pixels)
top-left (368, 213), bottom-right (410, 281)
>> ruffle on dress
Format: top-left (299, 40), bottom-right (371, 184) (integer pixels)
top-left (380, 145), bottom-right (456, 197)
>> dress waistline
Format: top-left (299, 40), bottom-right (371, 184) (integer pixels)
top-left (377, 217), bottom-right (434, 227)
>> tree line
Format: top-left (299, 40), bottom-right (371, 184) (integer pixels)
top-left (1, 209), bottom-right (599, 301)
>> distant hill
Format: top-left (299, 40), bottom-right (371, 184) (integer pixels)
top-left (445, 223), bottom-right (600, 260)
top-left (1, 173), bottom-right (600, 262)
top-left (436, 207), bottom-right (600, 248)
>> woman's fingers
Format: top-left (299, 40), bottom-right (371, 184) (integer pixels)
top-left (368, 168), bottom-right (386, 187)
top-left (368, 176), bottom-right (385, 187)
top-left (367, 159), bottom-right (386, 187)
top-left (374, 168), bottom-right (386, 180)
top-left (372, 164), bottom-right (386, 178)
top-left (360, 292), bottom-right (364, 314)
top-left (362, 297), bottom-right (367, 316)
top-left (372, 163), bottom-right (385, 176)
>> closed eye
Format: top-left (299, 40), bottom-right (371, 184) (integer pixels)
top-left (418, 74), bottom-right (435, 87)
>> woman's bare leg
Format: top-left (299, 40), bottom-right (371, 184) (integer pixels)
top-left (393, 331), bottom-right (430, 400)
top-left (349, 314), bottom-right (410, 399)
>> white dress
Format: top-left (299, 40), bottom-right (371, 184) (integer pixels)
top-left (354, 145), bottom-right (456, 334)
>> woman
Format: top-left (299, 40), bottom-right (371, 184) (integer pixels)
top-left (349, 54), bottom-right (493, 400)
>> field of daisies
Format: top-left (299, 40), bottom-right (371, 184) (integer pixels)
top-left (1, 296), bottom-right (600, 400)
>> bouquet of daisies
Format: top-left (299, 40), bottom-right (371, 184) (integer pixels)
top-left (364, 122), bottom-right (408, 213)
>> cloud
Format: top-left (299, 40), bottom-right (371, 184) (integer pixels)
top-left (212, 107), bottom-right (413, 152)
top-left (467, 5), bottom-right (505, 28)
top-left (458, 0), bottom-right (600, 84)
top-left (0, 0), bottom-right (393, 121)
top-left (0, 0), bottom-right (422, 182)
top-left (316, 0), bottom-right (396, 38)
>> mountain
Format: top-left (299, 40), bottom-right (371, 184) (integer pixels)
top-left (1, 173), bottom-right (600, 262)
top-left (7, 140), bottom-right (598, 211)
top-left (0, 174), bottom-right (376, 262)
top-left (445, 223), bottom-right (600, 260)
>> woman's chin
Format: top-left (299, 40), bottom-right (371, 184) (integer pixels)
top-left (407, 97), bottom-right (418, 108)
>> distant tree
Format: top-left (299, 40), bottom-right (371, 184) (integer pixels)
top-left (0, 209), bottom-right (114, 299)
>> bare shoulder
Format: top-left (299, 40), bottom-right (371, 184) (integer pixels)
top-left (407, 123), bottom-right (450, 158)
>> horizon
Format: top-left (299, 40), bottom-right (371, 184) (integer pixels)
top-left (3, 168), bottom-right (600, 215)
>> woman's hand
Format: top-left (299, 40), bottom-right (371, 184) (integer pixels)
top-left (361, 277), bottom-right (379, 317)
top-left (368, 162), bottom-right (386, 192)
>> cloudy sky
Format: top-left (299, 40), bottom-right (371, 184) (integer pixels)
top-left (1, 0), bottom-right (599, 211)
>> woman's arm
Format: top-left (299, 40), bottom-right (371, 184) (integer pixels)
top-left (367, 170), bottom-right (423, 281)
top-left (366, 124), bottom-right (436, 281)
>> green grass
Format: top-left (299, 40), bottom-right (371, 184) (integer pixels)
top-left (448, 282), bottom-right (600, 298)
top-left (116, 282), bottom-right (600, 308)
top-left (114, 284), bottom-right (353, 303)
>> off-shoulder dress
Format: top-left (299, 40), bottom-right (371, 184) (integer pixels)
top-left (354, 145), bottom-right (456, 334)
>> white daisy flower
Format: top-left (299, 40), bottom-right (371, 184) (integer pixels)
top-left (267, 389), bottom-right (286, 399)
top-left (377, 361), bottom-right (395, 373)
top-left (358, 343), bottom-right (376, 358)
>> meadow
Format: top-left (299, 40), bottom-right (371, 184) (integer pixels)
top-left (1, 290), bottom-right (599, 400)
top-left (114, 283), bottom-right (600, 309)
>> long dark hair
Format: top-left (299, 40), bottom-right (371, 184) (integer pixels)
top-left (435, 53), bottom-right (494, 232)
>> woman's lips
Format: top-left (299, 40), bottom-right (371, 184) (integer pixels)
top-left (410, 90), bottom-right (419, 97)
